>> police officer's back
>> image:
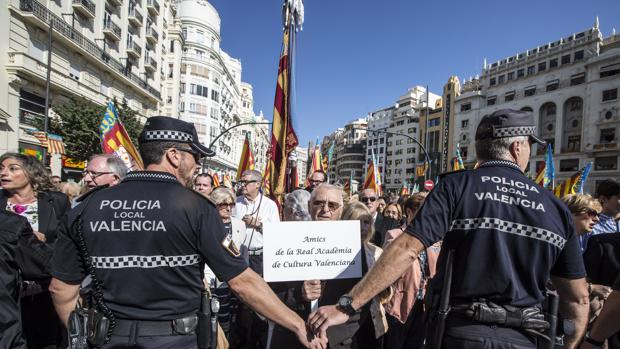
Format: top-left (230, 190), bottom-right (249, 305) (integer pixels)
top-left (50, 117), bottom-right (325, 349)
top-left (309, 109), bottom-right (589, 349)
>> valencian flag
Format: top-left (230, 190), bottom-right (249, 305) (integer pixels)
top-left (543, 144), bottom-right (555, 189)
top-left (236, 135), bottom-right (255, 181)
top-left (100, 101), bottom-right (143, 170)
top-left (266, 0), bottom-right (303, 202)
top-left (212, 172), bottom-right (221, 187)
top-left (416, 162), bottom-right (428, 177)
top-left (305, 143), bottom-right (323, 187)
top-left (291, 165), bottom-right (299, 189)
top-left (343, 173), bottom-right (352, 197)
top-left (400, 181), bottom-right (409, 196)
top-left (553, 163), bottom-right (592, 198)
top-left (534, 163), bottom-right (545, 186)
top-left (363, 152), bottom-right (382, 195)
top-left (262, 150), bottom-right (272, 196)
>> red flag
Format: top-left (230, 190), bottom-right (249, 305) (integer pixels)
top-left (236, 136), bottom-right (255, 181)
top-left (212, 173), bottom-right (221, 187)
top-left (100, 102), bottom-right (143, 170)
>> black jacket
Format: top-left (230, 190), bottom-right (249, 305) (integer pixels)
top-left (0, 190), bottom-right (70, 243)
top-left (583, 233), bottom-right (620, 286)
top-left (0, 211), bottom-right (53, 349)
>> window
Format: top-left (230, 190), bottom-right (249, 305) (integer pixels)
top-left (69, 63), bottom-right (80, 81)
top-left (461, 119), bottom-right (469, 128)
top-left (538, 62), bottom-right (546, 72)
top-left (211, 90), bottom-right (219, 102)
top-left (600, 63), bottom-right (620, 78)
top-left (407, 127), bottom-right (416, 133)
top-left (180, 83), bottom-right (185, 93)
top-left (517, 69), bottom-right (524, 78)
top-left (570, 99), bottom-right (582, 111)
top-left (524, 87), bottom-right (536, 97)
top-left (498, 75), bottom-right (505, 84)
top-left (490, 77), bottom-right (496, 86)
top-left (210, 107), bottom-right (219, 119)
top-left (574, 50), bottom-right (584, 61)
top-left (460, 103), bottom-right (471, 112)
top-left (407, 147), bottom-right (416, 154)
top-left (566, 135), bottom-right (580, 152)
top-left (561, 54), bottom-right (571, 65)
top-left (406, 158), bottom-right (415, 164)
top-left (179, 102), bottom-right (185, 112)
top-left (460, 146), bottom-right (468, 159)
top-left (395, 139), bottom-right (403, 146)
top-left (395, 149), bottom-right (403, 155)
top-left (505, 91), bottom-right (515, 102)
top-left (602, 88), bottom-right (618, 102)
top-left (487, 96), bottom-right (497, 106)
top-left (600, 128), bottom-right (616, 143)
top-left (560, 159), bottom-right (579, 172)
top-left (595, 156), bottom-right (618, 171)
top-left (546, 80), bottom-right (559, 92)
top-left (169, 40), bottom-right (174, 53)
top-left (549, 58), bottom-right (558, 68)
top-left (570, 73), bottom-right (585, 86)
top-left (507, 72), bottom-right (514, 81)
top-left (527, 65), bottom-right (536, 75)
top-left (428, 118), bottom-right (441, 127)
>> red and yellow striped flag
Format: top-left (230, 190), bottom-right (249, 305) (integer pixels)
top-left (304, 146), bottom-right (323, 187)
top-left (100, 101), bottom-right (143, 170)
top-left (236, 136), bottom-right (255, 181)
top-left (534, 164), bottom-right (546, 186)
top-left (363, 161), bottom-right (381, 195)
top-left (212, 173), bottom-right (221, 187)
top-left (554, 172), bottom-right (581, 198)
top-left (223, 174), bottom-right (232, 189)
top-left (267, 24), bottom-right (298, 200)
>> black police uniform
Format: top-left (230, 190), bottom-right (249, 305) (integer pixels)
top-left (51, 117), bottom-right (247, 348)
top-left (405, 109), bottom-right (586, 349)
top-left (0, 211), bottom-right (53, 349)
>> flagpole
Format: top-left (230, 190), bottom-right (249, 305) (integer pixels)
top-left (42, 16), bottom-right (53, 164)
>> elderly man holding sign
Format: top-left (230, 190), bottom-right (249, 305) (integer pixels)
top-left (266, 184), bottom-right (390, 349)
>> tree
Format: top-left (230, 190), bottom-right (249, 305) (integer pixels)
top-left (49, 97), bottom-right (143, 161)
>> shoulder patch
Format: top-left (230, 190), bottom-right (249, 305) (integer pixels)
top-left (221, 233), bottom-right (241, 257)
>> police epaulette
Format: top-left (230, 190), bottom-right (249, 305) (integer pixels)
top-left (75, 184), bottom-right (110, 203)
top-left (438, 169), bottom-right (468, 178)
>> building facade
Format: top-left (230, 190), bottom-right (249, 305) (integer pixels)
top-left (2, 0), bottom-right (169, 173)
top-left (161, 0), bottom-right (267, 176)
top-left (452, 21), bottom-right (620, 193)
top-left (322, 118), bottom-right (367, 188)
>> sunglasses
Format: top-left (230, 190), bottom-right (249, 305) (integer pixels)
top-left (176, 148), bottom-right (201, 163)
top-left (360, 196), bottom-right (377, 203)
top-left (217, 202), bottom-right (235, 209)
top-left (311, 200), bottom-right (341, 212)
top-left (582, 209), bottom-right (599, 219)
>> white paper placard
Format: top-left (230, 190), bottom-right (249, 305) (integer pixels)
top-left (262, 220), bottom-right (363, 282)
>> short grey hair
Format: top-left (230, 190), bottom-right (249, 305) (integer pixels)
top-left (475, 136), bottom-right (528, 162)
top-left (284, 189), bottom-right (311, 221)
top-left (209, 186), bottom-right (235, 204)
top-left (90, 154), bottom-right (128, 179)
top-left (309, 183), bottom-right (344, 205)
top-left (241, 169), bottom-right (262, 182)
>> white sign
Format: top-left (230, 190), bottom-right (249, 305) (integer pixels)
top-left (262, 220), bottom-right (363, 282)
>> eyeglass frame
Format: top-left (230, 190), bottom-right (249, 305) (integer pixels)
top-left (311, 199), bottom-right (342, 212)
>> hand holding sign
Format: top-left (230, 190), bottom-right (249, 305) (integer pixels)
top-left (302, 280), bottom-right (322, 302)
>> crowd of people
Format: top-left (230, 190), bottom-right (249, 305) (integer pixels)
top-left (1, 111), bottom-right (620, 349)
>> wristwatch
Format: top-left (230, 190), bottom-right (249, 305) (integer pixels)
top-left (336, 294), bottom-right (356, 316)
top-left (584, 331), bottom-right (605, 347)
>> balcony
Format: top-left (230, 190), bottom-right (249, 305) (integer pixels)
top-left (17, 0), bottom-right (160, 100)
top-left (102, 20), bottom-right (121, 41)
top-left (145, 26), bottom-right (158, 44)
top-left (127, 7), bottom-right (143, 27)
top-left (72, 0), bottom-right (95, 18)
top-left (593, 142), bottom-right (618, 152)
top-left (126, 40), bottom-right (142, 58)
top-left (144, 56), bottom-right (157, 72)
top-left (107, 0), bottom-right (122, 6)
top-left (146, 0), bottom-right (160, 15)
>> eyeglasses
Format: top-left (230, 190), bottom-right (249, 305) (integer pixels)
top-left (309, 179), bottom-right (325, 184)
top-left (238, 180), bottom-right (258, 186)
top-left (176, 148), bottom-right (201, 163)
top-left (311, 200), bottom-right (341, 212)
top-left (582, 209), bottom-right (600, 219)
top-left (217, 202), bottom-right (235, 209)
top-left (360, 196), bottom-right (377, 203)
top-left (83, 170), bottom-right (113, 179)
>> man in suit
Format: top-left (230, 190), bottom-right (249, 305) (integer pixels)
top-left (359, 189), bottom-right (385, 246)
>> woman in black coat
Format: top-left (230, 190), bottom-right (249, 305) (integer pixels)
top-left (0, 153), bottom-right (70, 349)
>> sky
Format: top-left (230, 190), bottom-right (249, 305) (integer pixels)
top-left (209, 0), bottom-right (620, 146)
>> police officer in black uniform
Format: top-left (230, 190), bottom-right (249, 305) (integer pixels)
top-left (49, 117), bottom-right (325, 349)
top-left (309, 109), bottom-right (589, 349)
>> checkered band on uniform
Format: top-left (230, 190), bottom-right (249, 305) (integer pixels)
top-left (143, 130), bottom-right (193, 142)
top-left (91, 254), bottom-right (201, 269)
top-left (450, 217), bottom-right (566, 249)
top-left (493, 126), bottom-right (536, 138)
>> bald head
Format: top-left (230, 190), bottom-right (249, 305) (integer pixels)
top-left (309, 184), bottom-right (344, 221)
